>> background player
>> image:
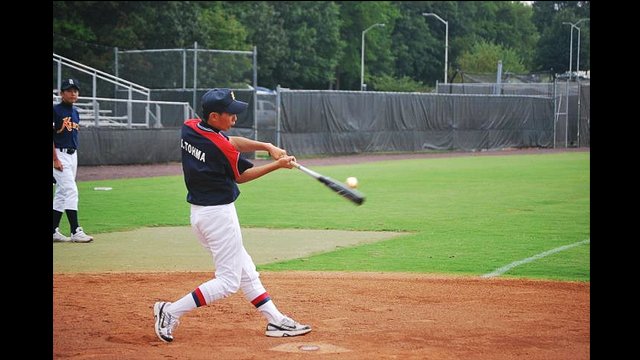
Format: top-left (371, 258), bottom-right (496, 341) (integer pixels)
top-left (52, 79), bottom-right (94, 243)
top-left (153, 88), bottom-right (311, 342)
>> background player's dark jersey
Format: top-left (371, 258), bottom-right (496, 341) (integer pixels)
top-left (53, 103), bottom-right (80, 149)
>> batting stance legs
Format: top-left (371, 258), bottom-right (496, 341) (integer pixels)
top-left (153, 203), bottom-right (311, 342)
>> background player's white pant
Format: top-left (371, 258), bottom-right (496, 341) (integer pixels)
top-left (53, 149), bottom-right (78, 212)
top-left (190, 203), bottom-right (266, 303)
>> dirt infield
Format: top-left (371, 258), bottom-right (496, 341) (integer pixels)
top-left (58, 149), bottom-right (590, 359)
top-left (53, 272), bottom-right (589, 359)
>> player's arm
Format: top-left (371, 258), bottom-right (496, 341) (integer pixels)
top-left (53, 142), bottom-right (63, 171)
top-left (236, 155), bottom-right (296, 184)
top-left (52, 110), bottom-right (63, 171)
top-left (229, 137), bottom-right (287, 159)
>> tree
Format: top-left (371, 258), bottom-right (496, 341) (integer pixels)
top-left (226, 1), bottom-right (288, 88)
top-left (391, 1), bottom-right (534, 85)
top-left (458, 40), bottom-right (526, 74)
top-left (532, 1), bottom-right (590, 73)
top-left (251, 2), bottom-right (344, 89)
top-left (392, 1), bottom-right (457, 87)
top-left (53, 1), bottom-right (150, 72)
top-left (370, 74), bottom-right (429, 92)
top-left (452, 2), bottom-right (538, 70)
top-left (335, 1), bottom-right (399, 90)
top-left (192, 2), bottom-right (252, 88)
top-left (54, 1), bottom-right (576, 92)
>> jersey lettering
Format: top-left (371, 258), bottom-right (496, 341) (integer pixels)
top-left (184, 119), bottom-right (241, 180)
top-left (56, 116), bottom-right (80, 133)
top-left (181, 139), bottom-right (206, 162)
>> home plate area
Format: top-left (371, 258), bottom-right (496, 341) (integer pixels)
top-left (270, 342), bottom-right (351, 354)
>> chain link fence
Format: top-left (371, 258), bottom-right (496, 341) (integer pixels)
top-left (115, 43), bottom-right (257, 117)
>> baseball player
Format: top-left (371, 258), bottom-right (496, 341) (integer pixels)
top-left (153, 88), bottom-right (311, 343)
top-left (52, 79), bottom-right (93, 243)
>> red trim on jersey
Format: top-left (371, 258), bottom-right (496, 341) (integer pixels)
top-left (184, 119), bottom-right (241, 180)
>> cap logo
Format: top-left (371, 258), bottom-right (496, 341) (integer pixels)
top-left (69, 79), bottom-right (74, 85)
top-left (230, 91), bottom-right (236, 100)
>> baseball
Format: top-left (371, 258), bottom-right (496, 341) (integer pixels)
top-left (346, 177), bottom-right (358, 188)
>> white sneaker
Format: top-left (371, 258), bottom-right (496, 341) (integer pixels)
top-left (154, 301), bottom-right (179, 342)
top-left (265, 316), bottom-right (312, 337)
top-left (70, 227), bottom-right (93, 243)
top-left (53, 227), bottom-right (71, 242)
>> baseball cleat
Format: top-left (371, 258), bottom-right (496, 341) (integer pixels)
top-left (70, 227), bottom-right (93, 243)
top-left (53, 227), bottom-right (71, 242)
top-left (265, 316), bottom-right (312, 337)
top-left (154, 301), bottom-right (179, 342)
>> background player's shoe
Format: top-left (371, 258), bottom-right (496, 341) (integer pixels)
top-left (71, 227), bottom-right (94, 243)
top-left (154, 301), bottom-right (179, 342)
top-left (265, 316), bottom-right (312, 337)
top-left (53, 227), bottom-right (71, 242)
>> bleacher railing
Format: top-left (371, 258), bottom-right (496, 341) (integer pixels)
top-left (52, 95), bottom-right (193, 128)
top-left (53, 53), bottom-right (196, 127)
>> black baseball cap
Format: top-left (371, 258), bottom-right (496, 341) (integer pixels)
top-left (61, 78), bottom-right (80, 91)
top-left (202, 88), bottom-right (248, 117)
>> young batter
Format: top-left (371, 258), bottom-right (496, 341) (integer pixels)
top-left (154, 88), bottom-right (311, 342)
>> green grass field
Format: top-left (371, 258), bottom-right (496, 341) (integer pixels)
top-left (61, 151), bottom-right (589, 281)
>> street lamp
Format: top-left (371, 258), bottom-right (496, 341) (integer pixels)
top-left (562, 18), bottom-right (589, 80)
top-left (361, 23), bottom-right (385, 91)
top-left (423, 12), bottom-right (449, 84)
top-left (574, 18), bottom-right (589, 77)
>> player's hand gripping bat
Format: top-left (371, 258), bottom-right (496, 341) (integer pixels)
top-left (292, 161), bottom-right (365, 205)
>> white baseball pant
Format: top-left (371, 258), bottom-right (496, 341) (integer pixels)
top-left (52, 149), bottom-right (78, 212)
top-left (190, 203), bottom-right (267, 303)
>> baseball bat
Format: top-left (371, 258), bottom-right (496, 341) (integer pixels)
top-left (292, 161), bottom-right (365, 205)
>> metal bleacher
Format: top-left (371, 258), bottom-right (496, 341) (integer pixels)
top-left (74, 101), bottom-right (128, 127)
top-left (52, 93), bottom-right (131, 128)
top-left (53, 53), bottom-right (195, 128)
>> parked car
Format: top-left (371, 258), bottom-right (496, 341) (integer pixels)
top-left (256, 99), bottom-right (276, 128)
top-left (247, 85), bottom-right (277, 128)
top-left (555, 71), bottom-right (589, 81)
top-left (255, 86), bottom-right (276, 95)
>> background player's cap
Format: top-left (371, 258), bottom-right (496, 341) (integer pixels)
top-left (202, 88), bottom-right (248, 117)
top-left (61, 78), bottom-right (80, 91)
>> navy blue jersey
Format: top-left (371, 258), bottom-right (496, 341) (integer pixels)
top-left (52, 102), bottom-right (80, 149)
top-left (181, 119), bottom-right (254, 206)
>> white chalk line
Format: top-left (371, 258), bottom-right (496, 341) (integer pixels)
top-left (481, 239), bottom-right (590, 278)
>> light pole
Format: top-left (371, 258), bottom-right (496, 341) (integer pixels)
top-left (561, 22), bottom-right (574, 79)
top-left (562, 18), bottom-right (589, 79)
top-left (423, 12), bottom-right (448, 84)
top-left (361, 23), bottom-right (385, 91)
top-left (575, 18), bottom-right (589, 76)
